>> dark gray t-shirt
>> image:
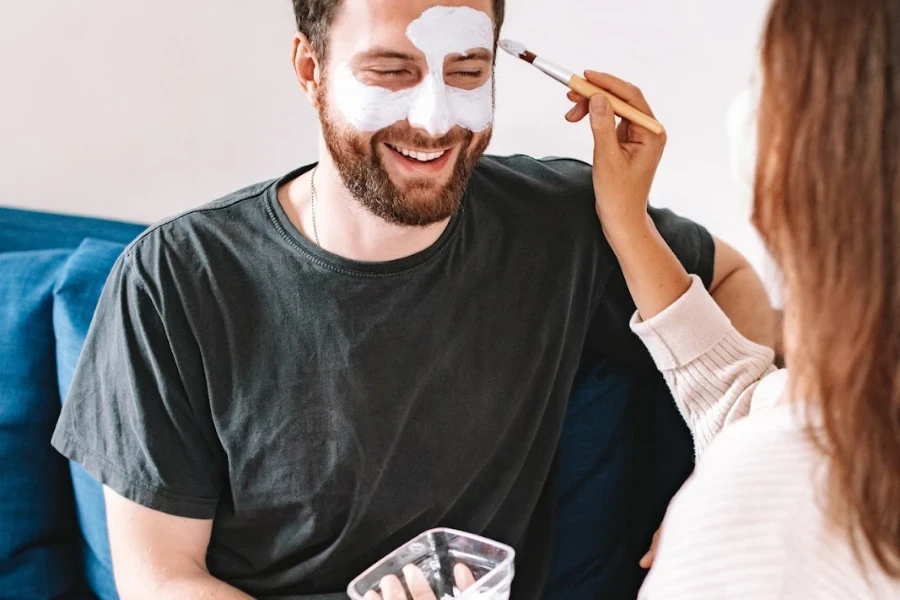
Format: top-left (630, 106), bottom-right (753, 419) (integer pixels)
top-left (52, 155), bottom-right (713, 599)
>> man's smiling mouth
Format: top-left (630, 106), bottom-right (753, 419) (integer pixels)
top-left (386, 143), bottom-right (448, 163)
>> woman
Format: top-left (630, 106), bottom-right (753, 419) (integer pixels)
top-left (573, 0), bottom-right (900, 597)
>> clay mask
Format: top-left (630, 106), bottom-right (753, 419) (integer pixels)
top-left (332, 6), bottom-right (494, 136)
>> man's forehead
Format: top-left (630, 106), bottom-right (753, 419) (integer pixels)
top-left (333, 0), bottom-right (495, 45)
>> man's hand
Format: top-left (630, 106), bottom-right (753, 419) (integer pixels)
top-left (565, 71), bottom-right (667, 236)
top-left (363, 564), bottom-right (476, 600)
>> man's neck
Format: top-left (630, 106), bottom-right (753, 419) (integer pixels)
top-left (278, 156), bottom-right (451, 263)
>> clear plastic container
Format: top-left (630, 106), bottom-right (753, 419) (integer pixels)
top-left (347, 528), bottom-right (516, 599)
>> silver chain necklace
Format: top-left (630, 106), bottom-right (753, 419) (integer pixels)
top-left (309, 167), bottom-right (321, 247)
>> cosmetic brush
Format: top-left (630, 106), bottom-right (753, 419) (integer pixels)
top-left (498, 39), bottom-right (665, 135)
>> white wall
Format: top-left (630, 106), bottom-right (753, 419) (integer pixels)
top-left (1, 0), bottom-right (773, 277)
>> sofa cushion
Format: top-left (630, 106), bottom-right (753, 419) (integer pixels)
top-left (0, 207), bottom-right (146, 254)
top-left (0, 249), bottom-right (80, 598)
top-left (54, 239), bottom-right (128, 600)
top-left (545, 358), bottom-right (694, 600)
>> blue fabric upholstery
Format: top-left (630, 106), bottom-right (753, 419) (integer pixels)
top-left (0, 250), bottom-right (80, 598)
top-left (0, 207), bottom-right (144, 254)
top-left (54, 239), bottom-right (129, 600)
top-left (546, 359), bottom-right (694, 600)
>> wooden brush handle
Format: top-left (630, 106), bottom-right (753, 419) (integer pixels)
top-left (569, 75), bottom-right (665, 135)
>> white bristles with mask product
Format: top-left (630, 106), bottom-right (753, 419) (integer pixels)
top-left (332, 6), bottom-right (495, 136)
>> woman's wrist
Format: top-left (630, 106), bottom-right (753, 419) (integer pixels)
top-left (600, 212), bottom-right (656, 256)
top-left (601, 211), bottom-right (692, 320)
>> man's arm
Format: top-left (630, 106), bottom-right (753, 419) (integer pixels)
top-left (105, 487), bottom-right (253, 600)
top-left (709, 237), bottom-right (777, 351)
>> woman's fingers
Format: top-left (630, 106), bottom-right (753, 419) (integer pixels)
top-left (583, 71), bottom-right (655, 117)
top-left (566, 99), bottom-right (590, 122)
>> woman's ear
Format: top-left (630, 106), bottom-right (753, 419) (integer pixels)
top-left (292, 33), bottom-right (322, 108)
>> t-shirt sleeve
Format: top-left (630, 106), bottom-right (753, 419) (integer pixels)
top-left (584, 206), bottom-right (716, 368)
top-left (51, 251), bottom-right (225, 519)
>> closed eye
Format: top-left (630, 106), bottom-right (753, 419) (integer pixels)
top-left (371, 70), bottom-right (410, 77)
top-left (452, 70), bottom-right (484, 78)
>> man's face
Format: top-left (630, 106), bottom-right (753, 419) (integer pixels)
top-left (317, 0), bottom-right (495, 226)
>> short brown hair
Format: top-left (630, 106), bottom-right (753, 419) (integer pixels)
top-left (756, 0), bottom-right (900, 577)
top-left (292, 0), bottom-right (506, 64)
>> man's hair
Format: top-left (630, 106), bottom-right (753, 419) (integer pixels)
top-left (293, 0), bottom-right (506, 65)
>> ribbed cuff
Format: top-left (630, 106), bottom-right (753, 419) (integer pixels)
top-left (629, 274), bottom-right (733, 370)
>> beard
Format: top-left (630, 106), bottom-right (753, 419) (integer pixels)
top-left (316, 83), bottom-right (492, 227)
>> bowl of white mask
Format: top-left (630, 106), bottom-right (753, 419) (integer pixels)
top-left (347, 528), bottom-right (515, 600)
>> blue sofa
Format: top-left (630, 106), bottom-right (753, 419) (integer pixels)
top-left (0, 206), bottom-right (693, 600)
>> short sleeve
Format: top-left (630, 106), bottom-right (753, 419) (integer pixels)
top-left (584, 207), bottom-right (715, 367)
top-left (51, 252), bottom-right (225, 519)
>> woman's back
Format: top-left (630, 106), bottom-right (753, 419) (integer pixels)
top-left (625, 276), bottom-right (900, 598)
top-left (642, 402), bottom-right (900, 599)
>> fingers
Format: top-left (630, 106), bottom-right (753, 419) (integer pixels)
top-left (639, 529), bottom-right (662, 569)
top-left (566, 90), bottom-right (589, 121)
top-left (565, 100), bottom-right (590, 123)
top-left (454, 563), bottom-right (477, 591)
top-left (583, 71), bottom-right (655, 118)
top-left (378, 574), bottom-right (408, 600)
top-left (402, 565), bottom-right (437, 600)
top-left (589, 94), bottom-right (622, 168)
top-left (367, 564), bottom-right (477, 599)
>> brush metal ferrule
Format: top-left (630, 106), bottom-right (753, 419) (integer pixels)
top-left (532, 57), bottom-right (575, 86)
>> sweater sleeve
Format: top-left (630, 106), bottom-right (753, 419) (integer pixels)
top-left (630, 275), bottom-right (781, 459)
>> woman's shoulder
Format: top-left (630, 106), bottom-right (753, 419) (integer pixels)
top-left (691, 403), bottom-right (820, 502)
top-left (647, 405), bottom-right (900, 598)
top-left (707, 401), bottom-right (812, 459)
top-left (678, 404), bottom-right (818, 514)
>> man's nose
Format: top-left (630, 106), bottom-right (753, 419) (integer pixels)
top-left (406, 74), bottom-right (454, 137)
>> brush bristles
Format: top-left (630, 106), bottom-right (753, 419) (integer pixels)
top-left (498, 39), bottom-right (538, 64)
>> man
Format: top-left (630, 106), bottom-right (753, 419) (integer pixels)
top-left (51, 0), bottom-right (774, 598)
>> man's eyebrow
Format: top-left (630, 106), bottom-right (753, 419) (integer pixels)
top-left (357, 47), bottom-right (419, 61)
top-left (446, 48), bottom-right (493, 62)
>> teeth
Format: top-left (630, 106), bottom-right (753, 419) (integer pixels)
top-left (388, 144), bottom-right (446, 162)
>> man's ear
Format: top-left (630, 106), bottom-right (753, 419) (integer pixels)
top-left (292, 33), bottom-right (322, 108)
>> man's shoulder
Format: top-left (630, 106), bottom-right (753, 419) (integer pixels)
top-left (124, 175), bottom-right (282, 264)
top-left (477, 154), bottom-right (594, 194)
top-left (474, 154), bottom-right (598, 227)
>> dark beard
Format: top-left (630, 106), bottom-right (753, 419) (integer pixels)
top-left (317, 87), bottom-right (492, 227)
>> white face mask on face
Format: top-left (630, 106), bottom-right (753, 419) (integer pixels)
top-left (332, 6), bottom-right (495, 136)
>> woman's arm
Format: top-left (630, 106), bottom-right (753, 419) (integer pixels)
top-left (575, 72), bottom-right (780, 457)
top-left (628, 274), bottom-right (780, 458)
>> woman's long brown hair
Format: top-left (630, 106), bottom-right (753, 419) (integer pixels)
top-left (755, 0), bottom-right (900, 576)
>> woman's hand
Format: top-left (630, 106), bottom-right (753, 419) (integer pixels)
top-left (566, 71), bottom-right (691, 320)
top-left (564, 71), bottom-right (667, 238)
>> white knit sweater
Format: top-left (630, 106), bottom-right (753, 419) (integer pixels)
top-left (631, 276), bottom-right (900, 599)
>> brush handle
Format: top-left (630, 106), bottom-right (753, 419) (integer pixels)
top-left (568, 75), bottom-right (665, 135)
